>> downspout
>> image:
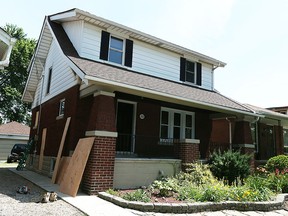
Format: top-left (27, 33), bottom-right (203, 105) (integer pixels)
top-left (225, 118), bottom-right (232, 150)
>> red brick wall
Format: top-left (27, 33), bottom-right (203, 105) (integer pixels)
top-left (87, 95), bottom-right (116, 132)
top-left (82, 136), bottom-right (116, 194)
top-left (174, 141), bottom-right (200, 171)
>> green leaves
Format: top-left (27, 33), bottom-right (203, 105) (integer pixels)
top-left (0, 24), bottom-right (36, 124)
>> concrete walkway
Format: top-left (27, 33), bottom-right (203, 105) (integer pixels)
top-left (9, 168), bottom-right (288, 216)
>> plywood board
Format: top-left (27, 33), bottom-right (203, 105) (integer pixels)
top-left (51, 117), bottom-right (71, 183)
top-left (59, 137), bottom-right (95, 197)
top-left (56, 156), bottom-right (71, 185)
top-left (38, 128), bottom-right (47, 170)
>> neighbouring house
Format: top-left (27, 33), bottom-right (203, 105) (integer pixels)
top-left (22, 8), bottom-right (288, 195)
top-left (0, 121), bottom-right (30, 160)
top-left (267, 106), bottom-right (288, 154)
top-left (0, 27), bottom-right (16, 69)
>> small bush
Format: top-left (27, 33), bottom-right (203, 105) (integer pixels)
top-left (122, 189), bottom-right (151, 203)
top-left (106, 188), bottom-right (118, 196)
top-left (151, 177), bottom-right (179, 197)
top-left (265, 155), bottom-right (288, 173)
top-left (208, 150), bottom-right (251, 185)
top-left (177, 163), bottom-right (216, 186)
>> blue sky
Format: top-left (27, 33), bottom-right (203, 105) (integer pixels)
top-left (2, 0), bottom-right (288, 108)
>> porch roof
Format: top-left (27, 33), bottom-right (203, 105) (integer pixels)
top-left (48, 19), bottom-right (256, 117)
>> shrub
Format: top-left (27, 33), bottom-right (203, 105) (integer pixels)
top-left (198, 182), bottom-right (229, 202)
top-left (151, 177), bottom-right (179, 197)
top-left (177, 163), bottom-right (216, 186)
top-left (122, 189), bottom-right (151, 203)
top-left (208, 150), bottom-right (251, 185)
top-left (265, 155), bottom-right (288, 173)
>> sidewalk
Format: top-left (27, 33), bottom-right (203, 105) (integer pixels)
top-left (9, 167), bottom-right (288, 216)
top-left (9, 168), bottom-right (139, 216)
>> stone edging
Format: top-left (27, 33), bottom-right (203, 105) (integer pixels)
top-left (98, 192), bottom-right (288, 213)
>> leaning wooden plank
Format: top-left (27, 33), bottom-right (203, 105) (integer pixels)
top-left (56, 156), bottom-right (71, 185)
top-left (38, 128), bottom-right (47, 170)
top-left (51, 117), bottom-right (71, 183)
top-left (59, 137), bottom-right (95, 197)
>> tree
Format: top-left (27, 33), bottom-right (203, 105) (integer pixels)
top-left (0, 24), bottom-right (36, 125)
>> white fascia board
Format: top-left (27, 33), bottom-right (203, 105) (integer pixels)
top-left (50, 10), bottom-right (77, 21)
top-left (84, 75), bottom-right (261, 118)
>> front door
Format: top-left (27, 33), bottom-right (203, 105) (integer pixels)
top-left (116, 101), bottom-right (135, 153)
top-left (260, 125), bottom-right (275, 160)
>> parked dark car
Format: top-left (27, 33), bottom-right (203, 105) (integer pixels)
top-left (7, 144), bottom-right (27, 163)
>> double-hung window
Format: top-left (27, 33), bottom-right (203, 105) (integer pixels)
top-left (109, 36), bottom-right (124, 64)
top-left (160, 107), bottom-right (195, 145)
top-left (100, 31), bottom-right (133, 67)
top-left (180, 57), bottom-right (202, 86)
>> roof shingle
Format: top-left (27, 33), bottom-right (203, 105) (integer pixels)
top-left (0, 122), bottom-right (30, 136)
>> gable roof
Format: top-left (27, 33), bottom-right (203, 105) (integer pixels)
top-left (48, 19), bottom-right (255, 116)
top-left (50, 8), bottom-right (226, 68)
top-left (0, 121), bottom-right (30, 136)
top-left (23, 9), bottom-right (258, 117)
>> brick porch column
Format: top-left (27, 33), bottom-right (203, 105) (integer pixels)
top-left (232, 120), bottom-right (255, 171)
top-left (82, 91), bottom-right (117, 195)
top-left (174, 139), bottom-right (200, 171)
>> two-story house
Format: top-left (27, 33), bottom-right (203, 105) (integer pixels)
top-left (0, 27), bottom-right (16, 69)
top-left (22, 8), bottom-right (288, 195)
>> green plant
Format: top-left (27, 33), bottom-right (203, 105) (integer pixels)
top-left (265, 155), bottom-right (288, 173)
top-left (152, 177), bottom-right (179, 197)
top-left (197, 182), bottom-right (229, 202)
top-left (177, 163), bottom-right (216, 186)
top-left (122, 189), bottom-right (151, 203)
top-left (208, 149), bottom-right (251, 185)
top-left (106, 188), bottom-right (119, 196)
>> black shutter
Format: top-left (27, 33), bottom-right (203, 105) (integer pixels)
top-left (180, 57), bottom-right (186, 81)
top-left (124, 39), bottom-right (133, 67)
top-left (99, 31), bottom-right (110, 60)
top-left (196, 62), bottom-right (202, 86)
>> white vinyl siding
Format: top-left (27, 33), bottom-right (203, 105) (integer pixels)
top-left (32, 39), bottom-right (78, 107)
top-left (76, 21), bottom-right (214, 90)
top-left (81, 22), bottom-right (101, 60)
top-left (62, 21), bottom-right (83, 55)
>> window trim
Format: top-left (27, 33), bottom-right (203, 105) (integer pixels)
top-left (160, 107), bottom-right (195, 145)
top-left (284, 128), bottom-right (288, 154)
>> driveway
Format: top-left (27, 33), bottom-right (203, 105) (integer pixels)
top-left (0, 162), bottom-right (85, 216)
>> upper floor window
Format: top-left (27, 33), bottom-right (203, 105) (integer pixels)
top-left (46, 67), bottom-right (52, 94)
top-left (109, 36), bottom-right (124, 64)
top-left (160, 107), bottom-right (195, 145)
top-left (100, 31), bottom-right (133, 67)
top-left (180, 57), bottom-right (202, 86)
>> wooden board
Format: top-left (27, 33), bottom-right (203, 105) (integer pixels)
top-left (59, 137), bottom-right (95, 197)
top-left (56, 156), bottom-right (71, 185)
top-left (38, 128), bottom-right (47, 170)
top-left (51, 117), bottom-right (71, 183)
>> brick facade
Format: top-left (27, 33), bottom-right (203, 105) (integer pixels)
top-left (174, 140), bottom-right (200, 171)
top-left (82, 93), bottom-right (117, 194)
top-left (82, 136), bottom-right (116, 194)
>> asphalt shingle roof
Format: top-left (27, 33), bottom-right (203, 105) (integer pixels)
top-left (49, 19), bottom-right (252, 114)
top-left (0, 122), bottom-right (30, 136)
